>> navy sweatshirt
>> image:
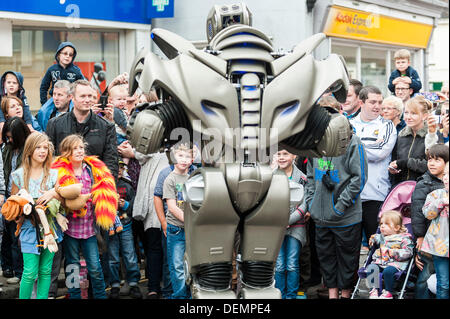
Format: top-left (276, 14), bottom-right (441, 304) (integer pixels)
top-left (39, 42), bottom-right (85, 105)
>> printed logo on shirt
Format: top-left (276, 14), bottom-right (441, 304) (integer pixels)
top-left (67, 73), bottom-right (77, 81)
top-left (373, 129), bottom-right (379, 137)
top-left (176, 183), bottom-right (185, 210)
top-left (51, 71), bottom-right (61, 81)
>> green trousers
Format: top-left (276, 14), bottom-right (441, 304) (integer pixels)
top-left (20, 249), bottom-right (55, 299)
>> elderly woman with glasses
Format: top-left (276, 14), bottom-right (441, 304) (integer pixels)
top-left (382, 95), bottom-right (406, 134)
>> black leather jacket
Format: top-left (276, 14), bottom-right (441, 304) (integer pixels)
top-left (46, 109), bottom-right (118, 178)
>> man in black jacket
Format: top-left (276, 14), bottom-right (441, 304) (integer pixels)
top-left (46, 79), bottom-right (118, 178)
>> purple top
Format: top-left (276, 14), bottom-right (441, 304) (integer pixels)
top-left (65, 163), bottom-right (95, 239)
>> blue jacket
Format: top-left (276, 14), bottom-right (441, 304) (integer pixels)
top-left (36, 97), bottom-right (74, 131)
top-left (388, 66), bottom-right (422, 94)
top-left (0, 71), bottom-right (33, 124)
top-left (39, 42), bottom-right (85, 105)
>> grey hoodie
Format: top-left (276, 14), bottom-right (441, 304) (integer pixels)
top-left (299, 135), bottom-right (368, 228)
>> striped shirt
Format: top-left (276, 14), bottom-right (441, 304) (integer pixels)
top-left (65, 163), bottom-right (95, 239)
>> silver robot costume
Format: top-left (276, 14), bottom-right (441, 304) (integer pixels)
top-left (127, 3), bottom-right (352, 299)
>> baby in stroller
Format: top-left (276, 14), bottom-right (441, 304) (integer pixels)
top-left (368, 210), bottom-right (415, 299)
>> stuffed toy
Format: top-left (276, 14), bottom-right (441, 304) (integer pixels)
top-left (51, 155), bottom-right (118, 230)
top-left (1, 189), bottom-right (68, 253)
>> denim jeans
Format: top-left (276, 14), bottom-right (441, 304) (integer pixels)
top-left (275, 235), bottom-right (302, 299)
top-left (166, 223), bottom-right (190, 299)
top-left (107, 227), bottom-right (141, 287)
top-left (415, 252), bottom-right (434, 299)
top-left (433, 255), bottom-right (449, 299)
top-left (63, 235), bottom-right (107, 299)
top-left (380, 266), bottom-right (399, 293)
top-left (161, 231), bottom-right (173, 298)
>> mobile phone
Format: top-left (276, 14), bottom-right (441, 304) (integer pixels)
top-left (434, 115), bottom-right (441, 124)
top-left (99, 95), bottom-right (108, 109)
top-left (388, 165), bottom-right (400, 173)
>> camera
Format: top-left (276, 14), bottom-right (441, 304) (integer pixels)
top-left (99, 95), bottom-right (108, 109)
top-left (322, 170), bottom-right (336, 191)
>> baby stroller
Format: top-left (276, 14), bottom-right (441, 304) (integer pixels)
top-left (351, 181), bottom-right (417, 299)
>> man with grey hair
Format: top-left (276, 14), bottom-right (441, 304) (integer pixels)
top-left (37, 79), bottom-right (74, 131)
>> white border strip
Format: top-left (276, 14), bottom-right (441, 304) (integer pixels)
top-left (0, 10), bottom-right (151, 30)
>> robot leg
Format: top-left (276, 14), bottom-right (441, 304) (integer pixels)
top-left (183, 167), bottom-right (240, 299)
top-left (238, 169), bottom-right (290, 299)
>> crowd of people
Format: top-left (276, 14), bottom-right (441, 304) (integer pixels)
top-left (0, 42), bottom-right (448, 300)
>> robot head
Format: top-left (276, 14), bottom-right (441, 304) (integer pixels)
top-left (206, 3), bottom-right (252, 43)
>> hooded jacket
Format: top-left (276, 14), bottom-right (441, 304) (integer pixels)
top-left (411, 171), bottom-right (444, 239)
top-left (0, 71), bottom-right (33, 124)
top-left (39, 42), bottom-right (85, 105)
top-left (299, 135), bottom-right (368, 228)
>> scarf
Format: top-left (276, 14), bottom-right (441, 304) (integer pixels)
top-left (51, 156), bottom-right (118, 230)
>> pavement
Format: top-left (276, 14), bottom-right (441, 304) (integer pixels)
top-left (0, 249), bottom-right (412, 299)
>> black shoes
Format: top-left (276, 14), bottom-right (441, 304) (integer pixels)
top-left (109, 287), bottom-right (120, 299)
top-left (130, 285), bottom-right (143, 299)
top-left (2, 269), bottom-right (14, 278)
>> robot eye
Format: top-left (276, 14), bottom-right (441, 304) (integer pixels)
top-left (221, 6), bottom-right (228, 12)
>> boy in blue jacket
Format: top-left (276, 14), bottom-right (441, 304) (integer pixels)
top-left (0, 71), bottom-right (34, 132)
top-left (388, 49), bottom-right (422, 95)
top-left (39, 42), bottom-right (85, 106)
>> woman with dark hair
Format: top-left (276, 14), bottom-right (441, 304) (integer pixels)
top-left (0, 116), bottom-right (31, 283)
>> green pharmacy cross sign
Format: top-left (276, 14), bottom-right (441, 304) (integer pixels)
top-left (153, 0), bottom-right (169, 12)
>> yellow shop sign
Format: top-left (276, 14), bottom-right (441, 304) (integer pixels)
top-left (323, 6), bottom-right (433, 48)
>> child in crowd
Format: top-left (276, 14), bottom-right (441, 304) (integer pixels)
top-left (8, 132), bottom-right (66, 299)
top-left (0, 71), bottom-right (33, 133)
top-left (163, 142), bottom-right (193, 299)
top-left (272, 149), bottom-right (307, 299)
top-left (388, 49), bottom-right (422, 95)
top-left (107, 160), bottom-right (142, 299)
top-left (40, 42), bottom-right (85, 106)
top-left (368, 210), bottom-right (415, 299)
top-left (411, 143), bottom-right (448, 298)
top-left (421, 161), bottom-right (449, 299)
top-left (52, 134), bottom-right (117, 299)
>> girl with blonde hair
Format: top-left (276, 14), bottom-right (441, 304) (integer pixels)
top-left (51, 134), bottom-right (118, 299)
top-left (389, 95), bottom-right (438, 186)
top-left (368, 210), bottom-right (414, 299)
top-left (8, 131), bottom-right (66, 299)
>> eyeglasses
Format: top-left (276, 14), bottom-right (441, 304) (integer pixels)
top-left (395, 87), bottom-right (410, 92)
top-left (60, 52), bottom-right (74, 57)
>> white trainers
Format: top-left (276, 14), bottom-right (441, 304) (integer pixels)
top-left (378, 289), bottom-right (393, 299)
top-left (6, 277), bottom-right (20, 284)
top-left (369, 288), bottom-right (379, 299)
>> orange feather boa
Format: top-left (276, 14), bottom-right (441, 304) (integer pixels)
top-left (51, 156), bottom-right (118, 230)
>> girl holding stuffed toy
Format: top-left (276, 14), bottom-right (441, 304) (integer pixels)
top-left (51, 134), bottom-right (118, 299)
top-left (4, 131), bottom-right (67, 299)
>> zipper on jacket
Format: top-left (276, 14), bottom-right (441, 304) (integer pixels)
top-left (406, 134), bottom-right (416, 180)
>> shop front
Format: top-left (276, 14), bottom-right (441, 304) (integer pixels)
top-left (316, 1), bottom-right (442, 96)
top-left (0, 0), bottom-right (175, 111)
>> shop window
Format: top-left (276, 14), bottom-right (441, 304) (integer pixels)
top-left (361, 47), bottom-right (387, 96)
top-left (0, 28), bottom-right (119, 112)
top-left (332, 44), bottom-right (357, 80)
